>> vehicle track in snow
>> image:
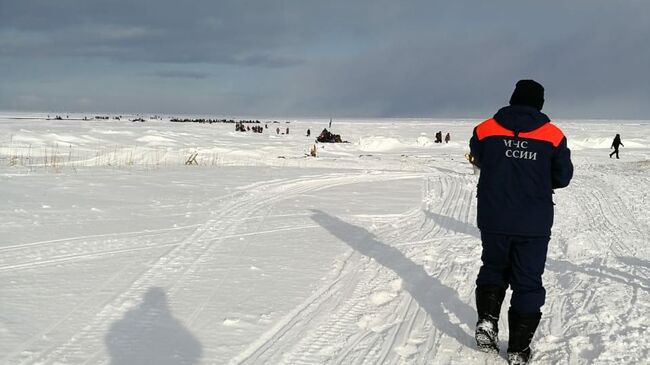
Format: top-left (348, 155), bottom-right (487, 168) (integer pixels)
top-left (233, 171), bottom-right (487, 364)
top-left (7, 171), bottom-right (420, 365)
top-left (7, 160), bottom-right (648, 364)
top-left (0, 225), bottom-right (319, 273)
top-left (535, 163), bottom-right (650, 364)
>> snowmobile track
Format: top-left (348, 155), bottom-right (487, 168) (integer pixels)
top-left (10, 171), bottom-right (420, 365)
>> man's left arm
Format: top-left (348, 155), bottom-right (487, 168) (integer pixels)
top-left (551, 137), bottom-right (573, 189)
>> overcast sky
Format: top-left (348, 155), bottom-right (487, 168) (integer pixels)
top-left (1, 1), bottom-right (649, 119)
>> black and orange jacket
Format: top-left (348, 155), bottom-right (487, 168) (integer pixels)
top-left (469, 105), bottom-right (573, 236)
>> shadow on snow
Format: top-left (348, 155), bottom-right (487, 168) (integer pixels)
top-left (105, 287), bottom-right (202, 365)
top-left (310, 209), bottom-right (475, 348)
top-left (424, 209), bottom-right (650, 294)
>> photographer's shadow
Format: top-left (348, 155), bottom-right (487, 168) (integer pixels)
top-left (311, 210), bottom-right (475, 347)
top-left (105, 287), bottom-right (202, 365)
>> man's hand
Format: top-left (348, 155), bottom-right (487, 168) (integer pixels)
top-left (465, 153), bottom-right (479, 166)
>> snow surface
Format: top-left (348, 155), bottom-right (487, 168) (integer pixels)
top-left (1, 113), bottom-right (649, 364)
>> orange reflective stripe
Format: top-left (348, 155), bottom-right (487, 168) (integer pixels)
top-left (477, 118), bottom-right (565, 147)
top-left (476, 118), bottom-right (513, 140)
top-left (519, 122), bottom-right (564, 147)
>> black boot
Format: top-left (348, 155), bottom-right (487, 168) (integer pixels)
top-left (475, 286), bottom-right (506, 354)
top-left (507, 311), bottom-right (542, 364)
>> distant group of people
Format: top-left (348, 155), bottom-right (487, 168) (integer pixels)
top-left (235, 122), bottom-right (255, 132)
top-left (235, 122), bottom-right (294, 135)
top-left (434, 131), bottom-right (451, 143)
top-left (275, 127), bottom-right (290, 135)
top-left (231, 121), bottom-right (324, 140)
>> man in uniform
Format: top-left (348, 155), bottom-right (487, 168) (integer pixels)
top-left (469, 80), bottom-right (573, 364)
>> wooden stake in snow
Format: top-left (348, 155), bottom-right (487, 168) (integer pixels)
top-left (185, 153), bottom-right (198, 165)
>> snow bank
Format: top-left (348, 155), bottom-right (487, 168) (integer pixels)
top-left (569, 137), bottom-right (646, 150)
top-left (359, 135), bottom-right (454, 151)
top-left (136, 135), bottom-right (177, 145)
top-left (358, 136), bottom-right (405, 152)
top-left (416, 136), bottom-right (435, 147)
top-left (91, 129), bottom-right (134, 135)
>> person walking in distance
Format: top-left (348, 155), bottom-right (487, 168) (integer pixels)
top-left (468, 80), bottom-right (573, 364)
top-left (609, 134), bottom-right (624, 159)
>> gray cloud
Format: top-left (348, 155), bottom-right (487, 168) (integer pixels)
top-left (1, 0), bottom-right (649, 118)
top-left (0, 1), bottom-right (331, 67)
top-left (149, 70), bottom-right (212, 80)
top-left (283, 1), bottom-right (650, 118)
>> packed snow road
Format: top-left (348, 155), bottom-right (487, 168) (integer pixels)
top-left (1, 115), bottom-right (648, 364)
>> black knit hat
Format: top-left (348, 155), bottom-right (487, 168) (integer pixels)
top-left (509, 79), bottom-right (544, 111)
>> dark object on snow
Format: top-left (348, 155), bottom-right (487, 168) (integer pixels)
top-left (185, 153), bottom-right (198, 165)
top-left (509, 79), bottom-right (545, 111)
top-left (306, 129), bottom-right (311, 137)
top-left (470, 81), bottom-right (573, 236)
top-left (470, 80), bottom-right (573, 363)
top-left (316, 128), bottom-right (345, 143)
top-left (609, 133), bottom-right (624, 159)
top-left (445, 133), bottom-right (450, 143)
top-left (435, 131), bottom-right (443, 143)
top-left (506, 311), bottom-right (542, 364)
top-left (475, 286), bottom-right (506, 354)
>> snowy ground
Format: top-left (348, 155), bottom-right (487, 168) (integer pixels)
top-left (1, 112), bottom-right (648, 364)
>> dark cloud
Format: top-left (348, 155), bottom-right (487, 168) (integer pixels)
top-left (1, 1), bottom-right (649, 118)
top-left (0, 0), bottom-right (345, 66)
top-left (283, 1), bottom-right (650, 118)
top-left (149, 70), bottom-right (212, 80)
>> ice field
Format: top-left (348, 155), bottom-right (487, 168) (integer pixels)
top-left (1, 113), bottom-right (649, 364)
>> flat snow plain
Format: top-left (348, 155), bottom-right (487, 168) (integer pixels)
top-left (1, 113), bottom-right (648, 364)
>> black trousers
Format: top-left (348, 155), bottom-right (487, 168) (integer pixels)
top-left (476, 232), bottom-right (549, 314)
top-left (609, 148), bottom-right (620, 158)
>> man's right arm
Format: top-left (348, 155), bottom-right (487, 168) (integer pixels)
top-left (469, 127), bottom-right (481, 168)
